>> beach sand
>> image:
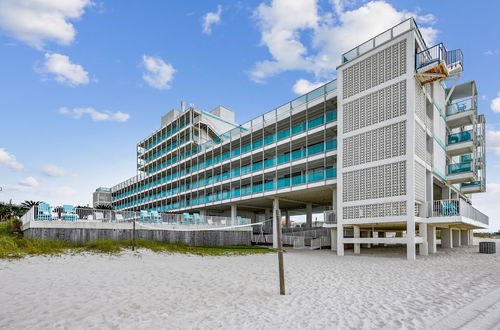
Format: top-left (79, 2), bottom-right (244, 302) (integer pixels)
top-left (1, 241), bottom-right (499, 330)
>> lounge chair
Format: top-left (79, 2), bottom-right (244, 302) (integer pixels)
top-left (193, 213), bottom-right (205, 224)
top-left (151, 211), bottom-right (162, 223)
top-left (37, 203), bottom-right (52, 220)
top-left (62, 205), bottom-right (78, 221)
top-left (140, 210), bottom-right (151, 223)
top-left (441, 202), bottom-right (458, 216)
top-left (236, 215), bottom-right (245, 225)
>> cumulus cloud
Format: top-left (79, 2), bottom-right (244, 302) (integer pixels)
top-left (19, 176), bottom-right (39, 187)
top-left (250, 0), bottom-right (438, 83)
top-left (0, 148), bottom-right (23, 170)
top-left (142, 55), bottom-right (175, 90)
top-left (0, 0), bottom-right (92, 49)
top-left (38, 53), bottom-right (90, 87)
top-left (483, 50), bottom-right (499, 56)
top-left (472, 183), bottom-right (500, 231)
top-left (59, 107), bottom-right (130, 122)
top-left (202, 5), bottom-right (222, 35)
top-left (491, 92), bottom-right (500, 113)
top-left (42, 164), bottom-right (73, 177)
top-left (487, 130), bottom-right (500, 155)
top-left (292, 79), bottom-right (327, 95)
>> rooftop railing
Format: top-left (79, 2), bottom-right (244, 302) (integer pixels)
top-left (416, 43), bottom-right (463, 71)
top-left (428, 199), bottom-right (488, 226)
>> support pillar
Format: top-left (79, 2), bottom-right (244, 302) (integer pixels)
top-left (452, 229), bottom-right (461, 247)
top-left (337, 224), bottom-right (344, 256)
top-left (285, 210), bottom-right (290, 228)
top-left (427, 225), bottom-right (437, 254)
top-left (264, 208), bottom-right (271, 232)
top-left (353, 226), bottom-right (360, 254)
top-left (306, 203), bottom-right (312, 228)
top-left (441, 228), bottom-right (453, 248)
top-left (272, 198), bottom-right (279, 249)
top-left (231, 204), bottom-right (237, 226)
top-left (407, 220), bottom-right (416, 261)
top-left (469, 230), bottom-right (474, 246)
top-left (419, 223), bottom-right (428, 256)
top-left (460, 229), bottom-right (469, 246)
top-left (361, 230), bottom-right (370, 248)
top-left (330, 228), bottom-right (337, 251)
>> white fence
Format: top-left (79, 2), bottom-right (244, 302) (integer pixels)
top-left (428, 199), bottom-right (489, 225)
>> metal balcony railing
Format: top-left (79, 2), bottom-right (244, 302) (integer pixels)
top-left (416, 43), bottom-right (463, 71)
top-left (428, 199), bottom-right (488, 225)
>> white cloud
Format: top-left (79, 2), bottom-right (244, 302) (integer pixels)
top-left (491, 92), bottom-right (500, 113)
top-left (202, 5), bottom-right (222, 35)
top-left (472, 183), bottom-right (500, 232)
top-left (142, 55), bottom-right (175, 90)
top-left (39, 53), bottom-right (90, 87)
top-left (483, 50), bottom-right (498, 56)
top-left (19, 176), bottom-right (39, 187)
top-left (292, 78), bottom-right (326, 95)
top-left (0, 0), bottom-right (92, 49)
top-left (42, 165), bottom-right (73, 177)
top-left (59, 107), bottom-right (130, 122)
top-left (487, 130), bottom-right (500, 155)
top-left (0, 148), bottom-right (23, 170)
top-left (250, 0), bottom-right (438, 82)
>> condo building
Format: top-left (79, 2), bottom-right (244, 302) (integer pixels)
top-left (104, 18), bottom-right (488, 259)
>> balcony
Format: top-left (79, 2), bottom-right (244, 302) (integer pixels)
top-left (446, 130), bottom-right (474, 156)
top-left (461, 180), bottom-right (486, 194)
top-left (446, 97), bottom-right (476, 128)
top-left (427, 199), bottom-right (488, 228)
top-left (415, 43), bottom-right (463, 85)
top-left (447, 160), bottom-right (476, 184)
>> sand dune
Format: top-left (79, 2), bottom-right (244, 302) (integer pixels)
top-left (0, 243), bottom-right (499, 329)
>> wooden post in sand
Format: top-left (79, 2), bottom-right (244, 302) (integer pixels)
top-left (132, 219), bottom-right (136, 251)
top-left (275, 208), bottom-right (285, 295)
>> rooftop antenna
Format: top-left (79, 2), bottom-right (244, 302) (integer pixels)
top-left (180, 100), bottom-right (185, 111)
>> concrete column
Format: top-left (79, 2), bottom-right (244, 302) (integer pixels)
top-left (332, 189), bottom-right (337, 212)
top-left (285, 210), bottom-right (290, 228)
top-left (452, 229), bottom-right (461, 247)
top-left (231, 204), bottom-right (237, 225)
top-left (407, 220), bottom-right (416, 261)
top-left (330, 228), bottom-right (337, 251)
top-left (469, 230), bottom-right (474, 246)
top-left (337, 223), bottom-right (344, 256)
top-left (427, 225), bottom-right (437, 254)
top-left (441, 228), bottom-right (453, 248)
top-left (353, 226), bottom-right (361, 254)
top-left (419, 223), bottom-right (428, 256)
top-left (264, 208), bottom-right (271, 232)
top-left (361, 230), bottom-right (371, 248)
top-left (460, 229), bottom-right (469, 246)
top-left (306, 203), bottom-right (312, 228)
top-left (272, 198), bottom-right (279, 249)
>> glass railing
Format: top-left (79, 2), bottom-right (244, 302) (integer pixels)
top-left (460, 154), bottom-right (473, 162)
top-left (446, 97), bottom-right (474, 116)
top-left (461, 180), bottom-right (482, 187)
top-left (447, 161), bottom-right (472, 175)
top-left (114, 167), bottom-right (337, 210)
top-left (447, 130), bottom-right (473, 145)
top-left (142, 119), bottom-right (190, 151)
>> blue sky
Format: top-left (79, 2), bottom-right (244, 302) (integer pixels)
top-left (0, 0), bottom-right (499, 230)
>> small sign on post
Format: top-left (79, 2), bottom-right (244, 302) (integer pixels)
top-left (275, 209), bottom-right (285, 295)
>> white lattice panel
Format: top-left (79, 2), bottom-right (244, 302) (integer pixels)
top-left (415, 121), bottom-right (426, 161)
top-left (342, 161), bottom-right (407, 202)
top-left (342, 39), bottom-right (407, 99)
top-left (343, 80), bottom-right (407, 134)
top-left (342, 201), bottom-right (407, 220)
top-left (414, 161), bottom-right (425, 202)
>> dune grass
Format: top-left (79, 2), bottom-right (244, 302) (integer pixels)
top-left (0, 219), bottom-right (273, 259)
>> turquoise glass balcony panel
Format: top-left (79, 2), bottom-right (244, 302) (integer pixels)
top-left (264, 158), bottom-right (276, 168)
top-left (325, 140), bottom-right (337, 151)
top-left (308, 143), bottom-right (324, 156)
top-left (277, 129), bottom-right (290, 140)
top-left (460, 154), bottom-right (473, 162)
top-left (277, 154), bottom-right (290, 165)
top-left (461, 180), bottom-right (481, 187)
top-left (231, 148), bottom-right (241, 157)
top-left (241, 165), bottom-right (251, 175)
top-left (252, 184), bottom-right (263, 193)
top-left (252, 161), bottom-right (263, 171)
top-left (222, 172), bottom-right (231, 180)
top-left (232, 189), bottom-right (241, 197)
top-left (447, 130), bottom-right (472, 145)
top-left (292, 175), bottom-right (305, 185)
top-left (277, 178), bottom-right (290, 188)
top-left (241, 187), bottom-right (251, 195)
top-left (264, 134), bottom-right (276, 145)
top-left (241, 144), bottom-right (251, 154)
top-left (448, 161), bottom-right (472, 175)
top-left (222, 191), bottom-right (231, 200)
top-left (292, 123), bottom-right (306, 135)
top-left (264, 181), bottom-right (275, 191)
top-left (325, 111), bottom-right (337, 122)
top-left (446, 99), bottom-right (472, 116)
top-left (308, 171), bottom-right (324, 182)
top-left (252, 139), bottom-right (263, 149)
top-left (325, 80), bottom-right (337, 92)
top-left (308, 116), bottom-right (324, 129)
top-left (292, 149), bottom-right (306, 161)
top-left (232, 168), bottom-right (241, 177)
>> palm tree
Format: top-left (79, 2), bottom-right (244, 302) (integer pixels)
top-left (20, 200), bottom-right (43, 209)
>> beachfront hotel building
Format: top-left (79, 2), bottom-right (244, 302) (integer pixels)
top-left (105, 18), bottom-right (488, 259)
